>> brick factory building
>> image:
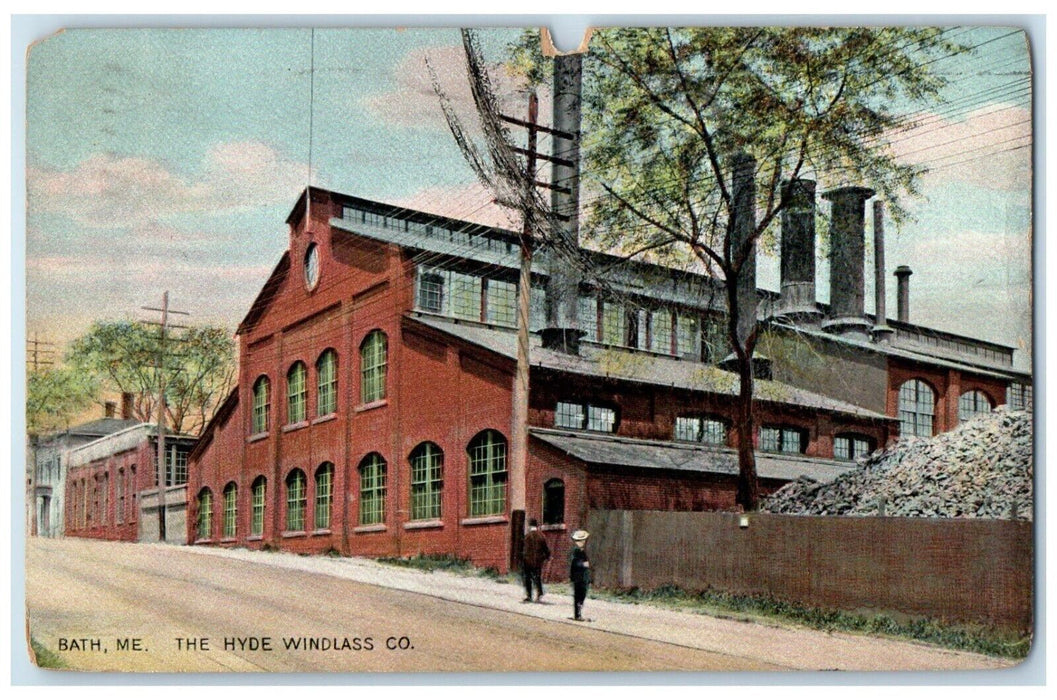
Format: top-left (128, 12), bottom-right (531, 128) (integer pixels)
top-left (64, 423), bottom-right (197, 544)
top-left (185, 186), bottom-right (1029, 576)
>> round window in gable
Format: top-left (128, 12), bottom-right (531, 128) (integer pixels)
top-left (304, 243), bottom-right (320, 291)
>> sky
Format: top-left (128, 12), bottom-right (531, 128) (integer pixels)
top-left (22, 23), bottom-right (1034, 371)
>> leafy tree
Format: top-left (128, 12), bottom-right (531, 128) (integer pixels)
top-left (511, 27), bottom-right (963, 510)
top-left (66, 321), bottom-right (236, 436)
top-left (26, 366), bottom-right (99, 436)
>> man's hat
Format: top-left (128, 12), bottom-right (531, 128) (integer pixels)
top-left (571, 530), bottom-right (590, 542)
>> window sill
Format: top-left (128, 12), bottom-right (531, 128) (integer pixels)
top-left (282, 421), bottom-right (309, 433)
top-left (312, 414), bottom-right (338, 425)
top-left (404, 519), bottom-right (443, 530)
top-left (540, 523), bottom-right (566, 532)
top-left (355, 399), bottom-right (388, 413)
top-left (461, 515), bottom-right (508, 526)
top-left (281, 530), bottom-right (307, 538)
top-left (311, 528), bottom-right (332, 536)
top-left (194, 538), bottom-right (213, 545)
top-left (220, 537), bottom-right (237, 543)
top-left (354, 524), bottom-right (387, 534)
top-left (247, 535), bottom-right (263, 542)
top-left (247, 432), bottom-right (269, 443)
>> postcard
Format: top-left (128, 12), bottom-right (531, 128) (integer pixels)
top-left (20, 20), bottom-right (1034, 676)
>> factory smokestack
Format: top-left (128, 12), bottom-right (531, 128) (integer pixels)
top-left (778, 179), bottom-right (819, 321)
top-left (871, 200), bottom-right (893, 342)
top-left (542, 52), bottom-right (583, 354)
top-left (895, 265), bottom-right (913, 323)
top-left (822, 185), bottom-right (875, 336)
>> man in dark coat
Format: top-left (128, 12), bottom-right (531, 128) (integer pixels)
top-left (522, 518), bottom-right (550, 602)
top-left (569, 529), bottom-right (591, 621)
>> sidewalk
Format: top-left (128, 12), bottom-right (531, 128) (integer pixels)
top-left (177, 544), bottom-right (1015, 672)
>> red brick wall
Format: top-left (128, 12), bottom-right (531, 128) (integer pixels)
top-left (65, 438), bottom-right (158, 541)
top-left (887, 359), bottom-right (1009, 436)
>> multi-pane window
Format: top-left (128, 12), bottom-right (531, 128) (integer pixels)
top-left (418, 271), bottom-right (445, 313)
top-left (358, 454), bottom-right (387, 526)
top-left (702, 317), bottom-right (727, 363)
top-left (251, 476), bottom-right (266, 536)
top-left (468, 430), bottom-right (507, 517)
top-left (543, 478), bottom-right (565, 525)
top-left (223, 482), bottom-right (237, 538)
top-left (286, 362), bottom-right (307, 424)
top-left (675, 416), bottom-right (728, 445)
top-left (601, 301), bottom-right (625, 346)
top-left (834, 435), bottom-right (874, 461)
top-left (650, 310), bottom-right (673, 354)
top-left (760, 426), bottom-right (806, 454)
top-left (451, 272), bottom-right (483, 321)
top-left (285, 469), bottom-right (306, 532)
top-left (196, 488), bottom-right (213, 541)
top-left (554, 401), bottom-right (617, 433)
top-left (677, 314), bottom-right (701, 359)
top-left (316, 349), bottom-right (338, 416)
top-left (360, 331), bottom-right (388, 403)
top-left (409, 442), bottom-right (444, 521)
top-left (485, 279), bottom-right (517, 327)
top-left (958, 390), bottom-right (992, 423)
top-left (529, 286), bottom-right (547, 332)
top-left (102, 473), bottom-right (109, 526)
top-left (252, 376), bottom-right (270, 434)
top-left (116, 469), bottom-right (124, 524)
top-left (167, 446), bottom-right (189, 486)
top-left (898, 379), bottom-right (935, 437)
top-left (578, 297), bottom-right (598, 341)
top-left (1007, 382), bottom-right (1033, 411)
top-left (315, 463), bottom-right (334, 530)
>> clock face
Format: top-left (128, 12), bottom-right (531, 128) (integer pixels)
top-left (304, 243), bottom-right (320, 291)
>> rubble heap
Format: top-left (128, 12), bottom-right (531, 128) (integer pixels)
top-left (762, 407), bottom-right (1033, 520)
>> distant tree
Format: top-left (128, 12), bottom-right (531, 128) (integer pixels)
top-left (511, 27), bottom-right (963, 510)
top-left (26, 366), bottom-right (99, 436)
top-left (66, 321), bottom-right (236, 436)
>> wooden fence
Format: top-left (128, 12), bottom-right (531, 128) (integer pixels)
top-left (585, 509), bottom-right (1033, 632)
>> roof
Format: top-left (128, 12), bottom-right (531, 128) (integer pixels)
top-left (189, 388), bottom-right (239, 462)
top-left (66, 418), bottom-right (141, 438)
top-left (407, 313), bottom-right (892, 422)
top-left (237, 252), bottom-right (290, 335)
top-left (530, 428), bottom-right (857, 484)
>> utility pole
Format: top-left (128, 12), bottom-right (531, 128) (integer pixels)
top-left (27, 334), bottom-right (55, 372)
top-left (141, 291), bottom-right (189, 542)
top-left (499, 91), bottom-right (575, 570)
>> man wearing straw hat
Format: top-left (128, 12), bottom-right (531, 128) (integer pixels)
top-left (569, 529), bottom-right (591, 621)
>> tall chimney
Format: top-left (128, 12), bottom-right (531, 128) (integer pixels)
top-left (871, 200), bottom-right (893, 342)
top-left (822, 185), bottom-right (875, 336)
top-left (542, 53), bottom-right (583, 354)
top-left (895, 265), bottom-right (913, 322)
top-left (731, 152), bottom-right (757, 348)
top-left (104, 401), bottom-right (117, 419)
top-left (778, 179), bottom-right (819, 321)
top-left (121, 392), bottom-right (135, 420)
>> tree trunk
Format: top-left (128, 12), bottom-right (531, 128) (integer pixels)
top-left (734, 355), bottom-right (759, 511)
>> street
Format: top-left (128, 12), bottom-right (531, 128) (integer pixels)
top-left (24, 537), bottom-right (1015, 673)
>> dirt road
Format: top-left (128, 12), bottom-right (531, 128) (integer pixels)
top-left (24, 537), bottom-right (1016, 674)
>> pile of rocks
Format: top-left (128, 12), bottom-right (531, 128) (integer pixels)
top-left (762, 407), bottom-right (1033, 520)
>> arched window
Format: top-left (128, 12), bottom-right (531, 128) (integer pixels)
top-left (360, 331), bottom-right (388, 403)
top-left (409, 442), bottom-right (443, 521)
top-left (315, 462), bottom-right (334, 530)
top-left (674, 416), bottom-right (728, 445)
top-left (287, 362), bottom-right (307, 424)
top-left (543, 478), bottom-right (565, 525)
top-left (222, 482), bottom-right (238, 538)
top-left (285, 469), bottom-right (306, 532)
top-left (196, 488), bottom-right (213, 541)
top-left (834, 434), bottom-right (875, 461)
top-left (468, 430), bottom-right (507, 517)
top-left (359, 454), bottom-right (387, 525)
top-left (760, 425), bottom-right (808, 454)
top-left (116, 468), bottom-right (124, 525)
top-left (251, 476), bottom-right (266, 536)
top-left (898, 379), bottom-right (935, 437)
top-left (316, 349), bottom-right (338, 417)
top-left (959, 390), bottom-right (993, 423)
top-left (252, 376), bottom-right (270, 434)
top-left (102, 472), bottom-right (109, 525)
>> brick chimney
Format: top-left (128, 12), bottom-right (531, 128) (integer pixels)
top-left (895, 265), bottom-right (913, 322)
top-left (778, 179), bottom-right (820, 321)
top-left (822, 185), bottom-right (875, 336)
top-left (121, 392), bottom-right (135, 420)
top-left (104, 401), bottom-right (117, 419)
top-left (871, 200), bottom-right (894, 343)
top-left (542, 52), bottom-right (584, 355)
